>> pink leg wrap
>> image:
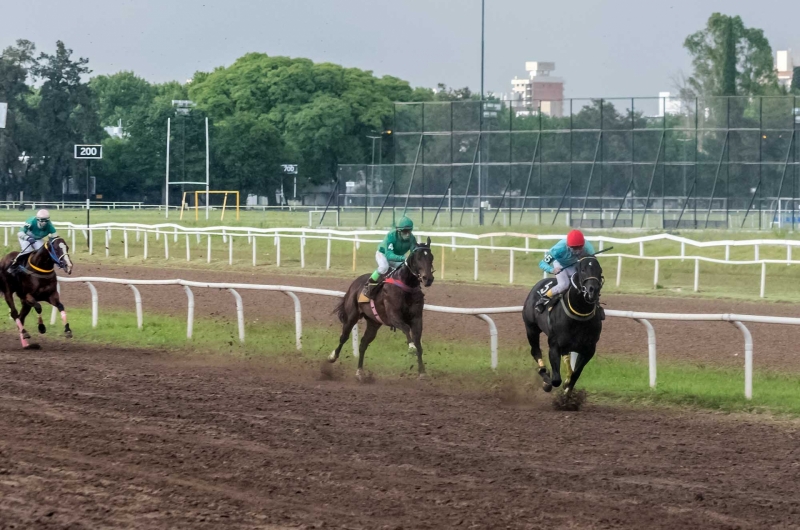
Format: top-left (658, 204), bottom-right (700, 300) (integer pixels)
top-left (61, 311), bottom-right (68, 325)
top-left (15, 319), bottom-right (24, 332)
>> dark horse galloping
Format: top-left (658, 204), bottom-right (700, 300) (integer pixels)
top-left (330, 238), bottom-right (434, 380)
top-left (522, 256), bottom-right (604, 394)
top-left (0, 236), bottom-right (74, 348)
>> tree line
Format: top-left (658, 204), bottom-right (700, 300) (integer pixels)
top-left (0, 12), bottom-right (797, 204)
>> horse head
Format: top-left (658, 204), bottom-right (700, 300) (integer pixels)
top-left (46, 236), bottom-right (73, 275)
top-left (576, 256), bottom-right (603, 304)
top-left (407, 237), bottom-right (435, 287)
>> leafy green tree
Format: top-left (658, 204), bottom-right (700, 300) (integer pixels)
top-left (0, 40), bottom-right (37, 200)
top-left (792, 67), bottom-right (800, 94)
top-left (684, 13), bottom-right (778, 97)
top-left (90, 71), bottom-right (155, 127)
top-left (29, 41), bottom-right (102, 200)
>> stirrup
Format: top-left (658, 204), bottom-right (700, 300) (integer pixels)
top-left (535, 297), bottom-right (551, 313)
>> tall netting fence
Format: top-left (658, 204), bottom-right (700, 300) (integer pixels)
top-left (326, 97), bottom-right (800, 229)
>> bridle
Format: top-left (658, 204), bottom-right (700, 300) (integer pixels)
top-left (571, 256), bottom-right (604, 302)
top-left (402, 245), bottom-right (435, 282)
top-left (44, 238), bottom-right (70, 272)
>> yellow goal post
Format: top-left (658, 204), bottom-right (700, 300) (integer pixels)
top-left (179, 191), bottom-right (240, 221)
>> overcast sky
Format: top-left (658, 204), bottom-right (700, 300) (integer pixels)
top-left (2, 0), bottom-right (798, 99)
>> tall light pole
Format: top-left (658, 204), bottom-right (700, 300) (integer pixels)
top-left (478, 0), bottom-right (485, 225)
top-left (367, 135), bottom-right (381, 226)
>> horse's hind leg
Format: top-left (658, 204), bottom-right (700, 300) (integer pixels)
top-left (547, 338), bottom-right (563, 388)
top-left (356, 319), bottom-right (381, 381)
top-left (526, 321), bottom-right (552, 392)
top-left (4, 292), bottom-right (30, 347)
top-left (17, 303), bottom-right (33, 347)
top-left (329, 311), bottom-right (359, 364)
top-left (49, 291), bottom-right (71, 338)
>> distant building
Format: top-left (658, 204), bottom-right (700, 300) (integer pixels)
top-left (656, 92), bottom-right (683, 117)
top-left (504, 62), bottom-right (565, 117)
top-left (776, 50), bottom-right (794, 89)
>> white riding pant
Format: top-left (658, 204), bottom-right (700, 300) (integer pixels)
top-left (375, 251), bottom-right (390, 274)
top-left (17, 232), bottom-right (44, 257)
top-left (550, 262), bottom-right (578, 296)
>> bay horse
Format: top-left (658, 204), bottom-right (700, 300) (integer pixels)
top-left (329, 238), bottom-right (434, 380)
top-left (522, 255), bottom-right (604, 395)
top-left (0, 236), bottom-right (74, 348)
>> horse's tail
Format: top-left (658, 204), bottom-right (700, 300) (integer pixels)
top-left (333, 297), bottom-right (348, 324)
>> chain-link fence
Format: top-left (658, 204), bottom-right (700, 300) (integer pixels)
top-left (322, 97), bottom-right (800, 229)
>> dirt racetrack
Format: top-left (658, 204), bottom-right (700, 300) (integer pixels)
top-left (56, 262), bottom-right (800, 371)
top-left (2, 338), bottom-right (800, 529)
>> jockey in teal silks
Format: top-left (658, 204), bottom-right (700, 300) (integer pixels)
top-left (535, 229), bottom-right (595, 313)
top-left (361, 216), bottom-right (418, 300)
top-left (8, 209), bottom-right (58, 274)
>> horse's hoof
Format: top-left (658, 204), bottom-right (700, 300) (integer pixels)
top-left (551, 379), bottom-right (562, 388)
top-left (355, 369), bottom-right (364, 382)
top-left (38, 324), bottom-right (46, 334)
top-left (418, 372), bottom-right (427, 380)
top-left (327, 350), bottom-right (338, 363)
top-left (21, 330), bottom-right (30, 340)
top-left (542, 382), bottom-right (553, 393)
top-left (64, 330), bottom-right (73, 339)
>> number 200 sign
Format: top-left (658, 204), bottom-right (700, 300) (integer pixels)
top-left (74, 145), bottom-right (103, 159)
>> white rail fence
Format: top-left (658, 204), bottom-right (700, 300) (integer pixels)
top-left (6, 222), bottom-right (800, 297)
top-left (55, 276), bottom-right (800, 400)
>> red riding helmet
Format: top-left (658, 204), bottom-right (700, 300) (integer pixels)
top-left (566, 229), bottom-right (585, 248)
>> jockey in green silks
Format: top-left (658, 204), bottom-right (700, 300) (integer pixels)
top-left (361, 216), bottom-right (418, 300)
top-left (8, 209), bottom-right (58, 274)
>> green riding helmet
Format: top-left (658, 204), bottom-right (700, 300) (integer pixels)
top-left (396, 216), bottom-right (414, 241)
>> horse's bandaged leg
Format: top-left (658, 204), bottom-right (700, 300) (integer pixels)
top-left (15, 319), bottom-right (23, 332)
top-left (60, 311), bottom-right (68, 325)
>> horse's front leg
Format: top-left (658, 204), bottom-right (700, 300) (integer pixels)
top-left (48, 291), bottom-right (72, 338)
top-left (564, 345), bottom-right (596, 394)
top-left (409, 315), bottom-right (425, 376)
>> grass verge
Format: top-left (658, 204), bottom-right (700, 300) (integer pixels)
top-left (32, 306), bottom-right (800, 416)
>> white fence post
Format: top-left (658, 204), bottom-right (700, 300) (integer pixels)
top-left (725, 244), bottom-right (730, 261)
top-left (3, 226), bottom-right (6, 247)
top-left (680, 241), bottom-right (685, 261)
top-left (300, 232), bottom-right (306, 269)
top-left (760, 262), bottom-right (766, 298)
top-left (474, 247), bottom-right (478, 281)
top-left (164, 232), bottom-right (169, 260)
top-left (616, 255), bottom-right (622, 287)
top-left (89, 228), bottom-right (93, 255)
top-left (228, 288), bottom-right (245, 343)
top-left (123, 229), bottom-right (129, 259)
top-left (105, 230), bottom-right (109, 257)
top-left (509, 249), bottom-right (514, 284)
top-left (653, 259), bottom-right (659, 288)
top-left (276, 235), bottom-right (281, 267)
top-left (207, 235), bottom-right (212, 263)
top-left (186, 234), bottom-right (191, 261)
top-left (184, 285), bottom-right (194, 339)
top-left (71, 229), bottom-right (76, 253)
top-left (252, 236), bottom-right (257, 267)
top-left (731, 321), bottom-right (753, 400)
top-left (635, 318), bottom-right (656, 388)
top-left (694, 259), bottom-right (699, 292)
top-left (475, 314), bottom-right (498, 370)
top-left (129, 285), bottom-right (143, 329)
top-left (86, 282), bottom-right (98, 328)
top-left (143, 230), bottom-right (148, 260)
top-left (787, 244), bottom-right (792, 265)
top-left (754, 244), bottom-right (759, 261)
top-left (639, 241), bottom-right (644, 257)
top-left (284, 291), bottom-right (302, 350)
top-left (326, 233), bottom-right (332, 269)
top-left (228, 235), bottom-right (233, 265)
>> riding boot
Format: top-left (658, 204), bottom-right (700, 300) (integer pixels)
top-left (535, 294), bottom-right (552, 313)
top-left (6, 255), bottom-right (21, 275)
top-left (361, 278), bottom-right (379, 300)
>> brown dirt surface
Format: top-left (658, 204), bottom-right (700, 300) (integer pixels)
top-left (56, 262), bottom-right (800, 371)
top-left (2, 339), bottom-right (800, 529)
